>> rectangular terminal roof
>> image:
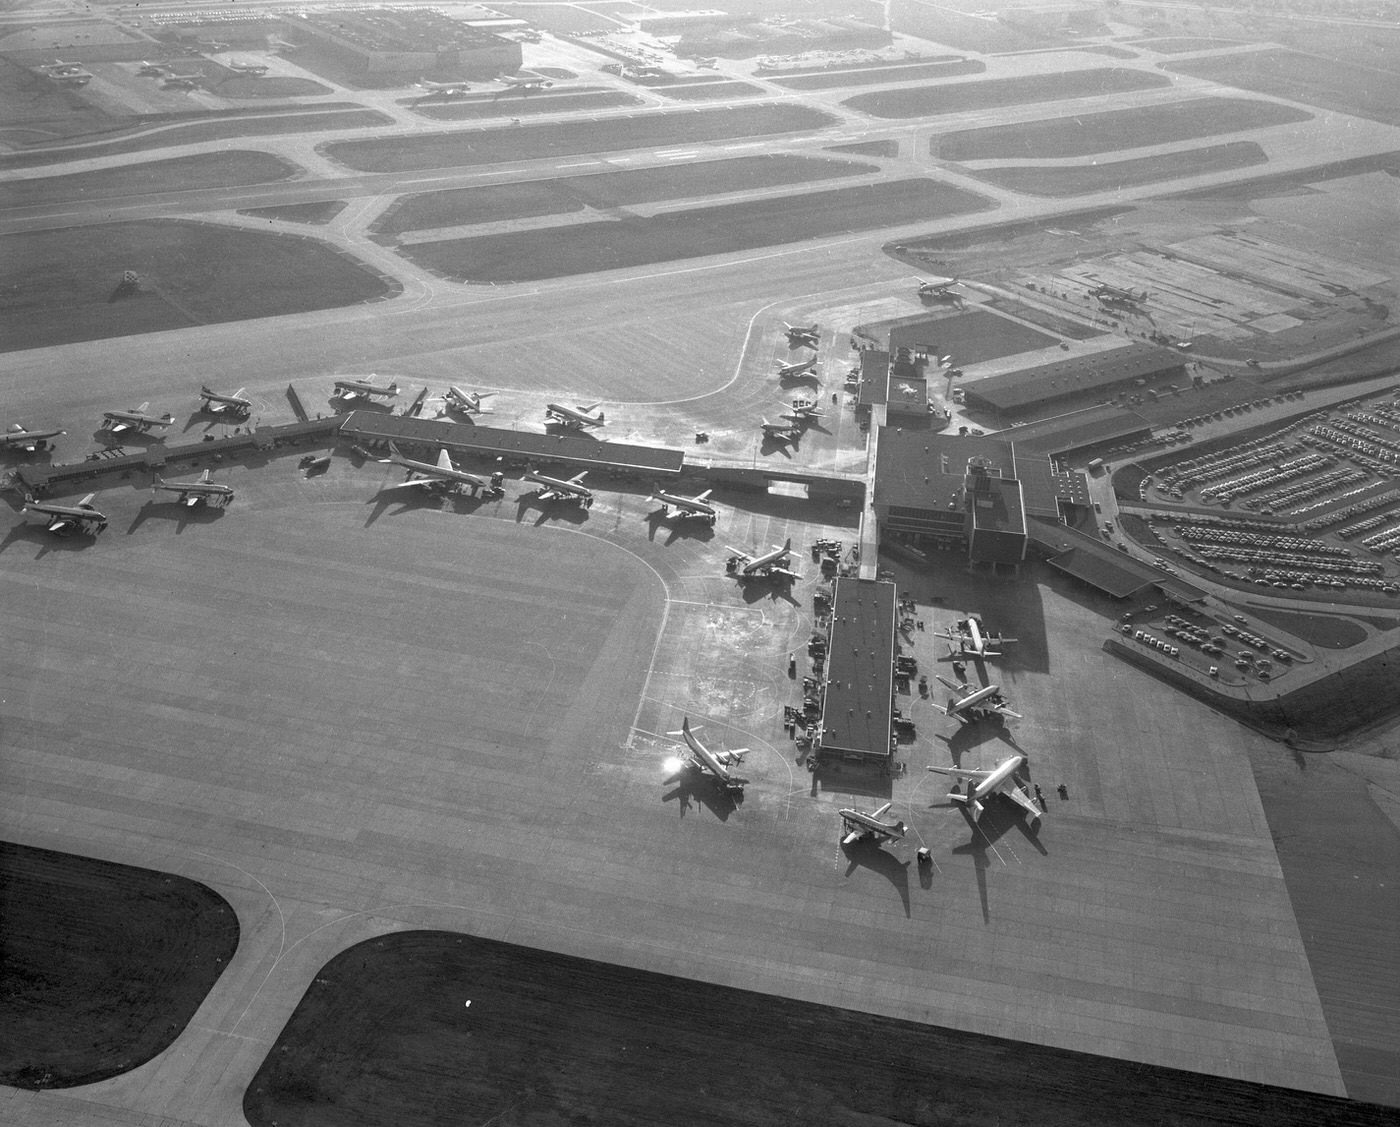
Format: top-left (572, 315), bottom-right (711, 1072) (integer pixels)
top-left (820, 578), bottom-right (896, 759)
top-left (962, 344), bottom-right (1184, 412)
top-left (340, 413), bottom-right (685, 476)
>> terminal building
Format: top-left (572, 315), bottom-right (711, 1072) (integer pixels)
top-left (288, 9), bottom-right (520, 76)
top-left (815, 578), bottom-right (897, 771)
top-left (960, 343), bottom-right (1186, 418)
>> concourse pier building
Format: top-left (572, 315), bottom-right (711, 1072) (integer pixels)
top-left (814, 577), bottom-right (897, 772)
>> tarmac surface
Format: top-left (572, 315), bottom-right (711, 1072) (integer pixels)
top-left (2, 11), bottom-right (1398, 1123)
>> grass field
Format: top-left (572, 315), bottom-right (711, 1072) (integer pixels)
top-left (1165, 48), bottom-right (1400, 126)
top-left (0, 220), bottom-right (394, 353)
top-left (0, 151), bottom-right (297, 210)
top-left (214, 76), bottom-right (331, 99)
top-left (771, 57), bottom-right (984, 90)
top-left (844, 67), bottom-right (1172, 119)
top-left (400, 178), bottom-right (994, 282)
top-left (0, 841), bottom-right (238, 1089)
top-left (321, 104), bottom-right (840, 174)
top-left (1130, 37), bottom-right (1250, 53)
top-left (410, 90), bottom-right (641, 120)
top-left (371, 155), bottom-right (880, 239)
top-left (935, 97), bottom-right (1313, 161)
top-left (238, 200), bottom-right (348, 225)
top-left (243, 928), bottom-right (1392, 1127)
top-left (889, 0), bottom-right (1055, 53)
top-left (0, 108), bottom-right (392, 170)
top-left (964, 141), bottom-right (1268, 196)
top-left (884, 308), bottom-right (1058, 364)
top-left (654, 81), bottom-right (765, 100)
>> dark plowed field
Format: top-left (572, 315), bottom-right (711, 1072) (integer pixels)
top-left (936, 97), bottom-right (1313, 161)
top-left (0, 841), bottom-right (238, 1090)
top-left (372, 155), bottom-right (880, 238)
top-left (244, 929), bottom-right (1394, 1127)
top-left (967, 141), bottom-right (1267, 196)
top-left (0, 151), bottom-right (296, 210)
top-left (401, 178), bottom-right (994, 282)
top-left (323, 104), bottom-right (839, 174)
top-left (845, 67), bottom-right (1171, 119)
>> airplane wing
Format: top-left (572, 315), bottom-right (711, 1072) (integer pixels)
top-left (694, 489), bottom-right (712, 503)
top-left (995, 705), bottom-right (1023, 720)
top-left (841, 829), bottom-right (863, 846)
top-left (1003, 783), bottom-right (1042, 820)
top-left (436, 448), bottom-right (453, 471)
top-left (200, 469), bottom-right (213, 482)
top-left (935, 673), bottom-right (970, 694)
top-left (380, 478), bottom-right (434, 492)
top-left (568, 472), bottom-right (587, 486)
top-left (77, 493), bottom-right (98, 508)
top-left (870, 802), bottom-right (892, 819)
top-left (135, 402), bottom-right (149, 413)
top-left (927, 765), bottom-right (988, 782)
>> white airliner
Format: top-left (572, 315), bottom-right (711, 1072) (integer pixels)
top-left (776, 356), bottom-right (817, 380)
top-left (928, 755), bottom-right (1041, 821)
top-left (198, 386), bottom-right (251, 417)
top-left (137, 60), bottom-right (173, 75)
top-left (544, 401), bottom-right (605, 429)
top-left (151, 469), bottom-right (234, 507)
top-left (936, 674), bottom-right (1022, 722)
top-left (101, 402), bottom-right (175, 435)
top-left (0, 424), bottom-right (65, 452)
top-left (442, 387), bottom-right (493, 414)
top-left (379, 442), bottom-right (504, 497)
top-left (162, 76), bottom-right (201, 90)
top-left (784, 321), bottom-right (819, 346)
top-left (940, 615), bottom-right (1017, 660)
top-left (497, 73), bottom-right (553, 89)
top-left (225, 60), bottom-right (269, 75)
top-left (782, 399), bottom-right (824, 421)
top-left (839, 802), bottom-right (906, 845)
top-left (917, 276), bottom-right (960, 297)
top-left (333, 377), bottom-right (399, 403)
top-left (23, 493), bottom-right (108, 536)
top-left (49, 69), bottom-right (93, 86)
top-left (725, 537), bottom-right (792, 577)
top-left (672, 717), bottom-right (748, 792)
top-left (649, 485), bottom-right (717, 524)
top-left (419, 78), bottom-right (471, 95)
top-left (524, 468), bottom-right (593, 506)
top-left (41, 59), bottom-right (85, 75)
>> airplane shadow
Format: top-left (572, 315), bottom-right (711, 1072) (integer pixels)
top-left (949, 797), bottom-right (1050, 923)
top-left (93, 429), bottom-right (164, 448)
top-left (759, 436), bottom-right (796, 459)
top-left (739, 579), bottom-right (798, 608)
top-left (364, 490), bottom-right (443, 528)
top-left (127, 499), bottom-right (226, 535)
top-left (0, 521), bottom-right (99, 557)
top-left (933, 721), bottom-right (1013, 767)
top-left (515, 496), bottom-right (589, 527)
top-left (645, 510), bottom-right (715, 545)
top-left (543, 421), bottom-right (600, 440)
top-left (330, 398), bottom-right (394, 416)
top-left (841, 839), bottom-right (911, 918)
top-left (662, 772), bottom-right (740, 822)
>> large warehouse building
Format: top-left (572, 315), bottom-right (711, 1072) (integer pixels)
top-left (289, 8), bottom-right (520, 76)
top-left (960, 343), bottom-right (1185, 417)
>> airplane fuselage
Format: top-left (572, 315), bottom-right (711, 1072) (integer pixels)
top-left (728, 538), bottom-right (791, 575)
top-left (651, 490), bottom-right (716, 522)
top-left (24, 502), bottom-right (107, 534)
top-left (524, 470), bottom-right (592, 505)
top-left (948, 684), bottom-right (1003, 714)
top-left (334, 380), bottom-right (398, 400)
top-left (103, 410), bottom-right (173, 432)
top-left (839, 808), bottom-right (905, 843)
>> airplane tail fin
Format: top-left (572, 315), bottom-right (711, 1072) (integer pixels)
top-left (894, 821), bottom-right (907, 837)
top-left (598, 412), bottom-right (605, 424)
top-left (151, 475), bottom-right (165, 491)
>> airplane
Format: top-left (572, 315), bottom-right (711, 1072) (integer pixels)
top-left (378, 442), bottom-right (504, 497)
top-left (782, 398), bottom-right (825, 421)
top-left (194, 39), bottom-right (230, 51)
top-left (23, 493), bottom-right (108, 536)
top-left (48, 70), bottom-right (93, 86)
top-left (725, 537), bottom-right (792, 577)
top-left (41, 59), bottom-right (84, 75)
top-left (497, 73), bottom-right (553, 89)
top-left (151, 469), bottom-right (234, 507)
top-left (839, 801), bottom-right (906, 845)
top-left (544, 401), bottom-right (605, 430)
top-left (649, 484), bottom-right (717, 524)
top-left (759, 417), bottom-right (803, 441)
top-left (162, 76), bottom-right (202, 90)
top-left (776, 356), bottom-right (818, 381)
top-left (198, 386), bottom-right (252, 417)
top-left (0, 424), bottom-right (65, 453)
top-left (441, 386), bottom-right (494, 414)
top-left (917, 276), bottom-right (960, 298)
top-left (939, 614), bottom-right (1017, 660)
top-left (225, 60), bottom-right (269, 75)
top-left (928, 755), bottom-right (1041, 821)
top-left (419, 78), bottom-right (472, 96)
top-left (935, 674), bottom-right (1022, 723)
top-left (1089, 282), bottom-right (1147, 305)
top-left (100, 402), bottom-right (175, 435)
top-left (671, 717), bottom-right (748, 793)
top-left (523, 468), bottom-right (593, 506)
top-left (137, 60), bottom-right (173, 76)
top-left (784, 322), bottom-right (819, 347)
top-left (332, 377), bottom-right (399, 403)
